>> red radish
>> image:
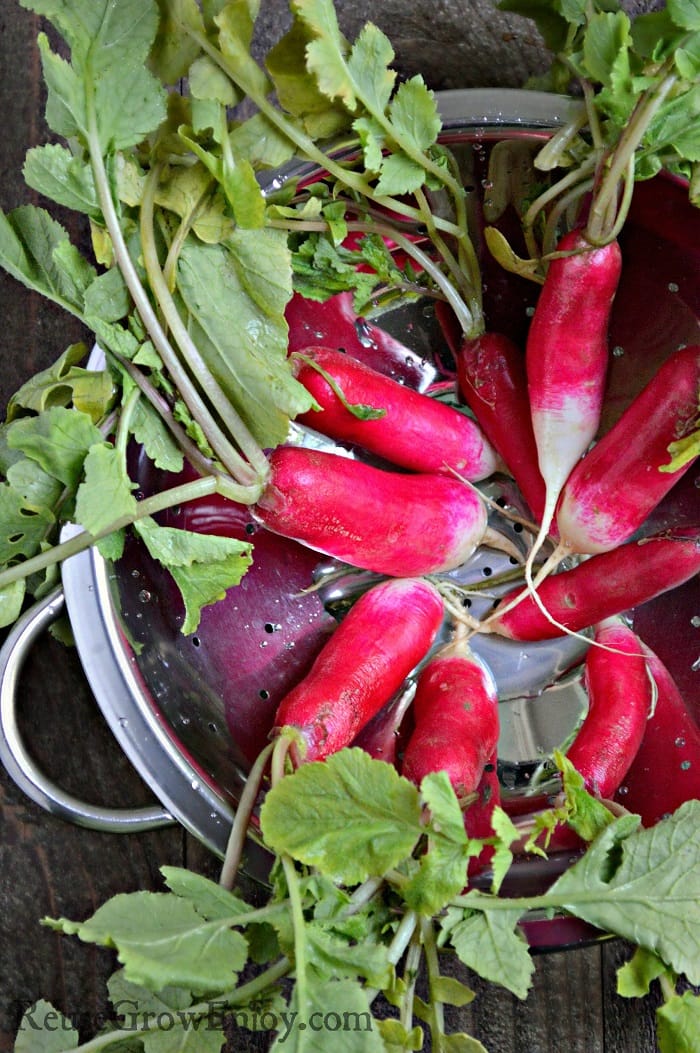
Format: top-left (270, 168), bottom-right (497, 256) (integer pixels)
top-left (613, 644), bottom-right (700, 826)
top-left (486, 526), bottom-right (700, 642)
top-left (456, 331), bottom-right (548, 524)
top-left (255, 445), bottom-right (501, 578)
top-left (566, 619), bottom-right (652, 798)
top-left (556, 344), bottom-right (700, 554)
top-left (291, 345), bottom-right (500, 481)
top-left (402, 635), bottom-right (499, 800)
top-left (464, 750), bottom-right (501, 880)
top-left (273, 577), bottom-right (444, 762)
top-left (524, 230), bottom-right (622, 560)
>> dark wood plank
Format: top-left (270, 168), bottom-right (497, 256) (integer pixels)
top-left (0, 3), bottom-right (667, 1052)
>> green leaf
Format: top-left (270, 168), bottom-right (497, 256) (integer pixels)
top-left (6, 458), bottom-right (64, 512)
top-left (46, 891), bottom-right (247, 995)
top-left (0, 485), bottom-right (54, 565)
top-left (160, 866), bottom-right (252, 921)
top-left (547, 801), bottom-right (700, 983)
top-left (270, 976), bottom-right (383, 1052)
top-left (430, 975), bottom-right (476, 1008)
top-left (305, 923), bottom-right (391, 986)
top-left (107, 967), bottom-right (193, 1022)
top-left (375, 152), bottom-right (426, 197)
top-left (616, 946), bottom-right (668, 998)
top-left (660, 427), bottom-right (700, 472)
top-left (668, 0), bottom-right (700, 31)
top-left (658, 990), bottom-right (700, 1052)
top-left (7, 406), bottom-right (102, 489)
top-left (293, 0), bottom-right (355, 109)
top-left (260, 749), bottom-right (423, 884)
top-left (214, 2), bottom-right (272, 100)
top-left (176, 231), bottom-right (314, 448)
top-left (83, 266), bottom-right (131, 324)
top-left (389, 77), bottom-right (441, 154)
top-left (0, 580), bottom-right (26, 629)
top-left (150, 0), bottom-right (206, 83)
top-left (442, 1035), bottom-right (490, 1053)
top-left (26, 0), bottom-right (167, 151)
top-left (556, 751), bottom-right (616, 843)
top-left (129, 401), bottom-right (184, 474)
top-left (265, 18), bottom-right (350, 139)
top-left (23, 144), bottom-right (101, 218)
top-left (15, 999), bottom-right (79, 1052)
top-left (446, 908), bottom-right (534, 1000)
top-left (74, 443), bottom-right (137, 535)
top-left (7, 344), bottom-right (114, 424)
top-left (346, 23), bottom-right (396, 113)
top-left (376, 1018), bottom-right (424, 1052)
top-left (189, 54), bottom-right (236, 106)
top-left (133, 516), bottom-right (253, 633)
top-left (0, 205), bottom-right (95, 315)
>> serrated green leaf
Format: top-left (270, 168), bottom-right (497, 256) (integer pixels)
top-left (389, 77), bottom-right (441, 153)
top-left (160, 866), bottom-right (252, 921)
top-left (6, 459), bottom-right (64, 512)
top-left (556, 751), bottom-right (616, 843)
top-left (346, 23), bottom-right (395, 113)
top-left (305, 923), bottom-right (391, 986)
top-left (293, 0), bottom-right (355, 109)
top-left (616, 946), bottom-right (668, 998)
top-left (83, 266), bottom-right (131, 324)
top-left (214, 2), bottom-right (272, 100)
top-left (27, 0), bottom-right (167, 151)
top-left (422, 771), bottom-right (469, 844)
top-left (7, 344), bottom-right (114, 424)
top-left (150, 0), bottom-right (205, 83)
top-left (376, 1018), bottom-right (424, 1052)
top-left (23, 144), bottom-right (100, 218)
top-left (546, 801), bottom-right (700, 983)
top-left (46, 891), bottom-right (247, 995)
top-left (582, 11), bottom-right (632, 89)
top-left (74, 443), bottom-right (137, 535)
top-left (0, 205), bottom-right (95, 315)
top-left (134, 516), bottom-right (253, 633)
top-left (189, 54), bottom-right (236, 106)
top-left (668, 0), bottom-right (700, 31)
top-left (15, 999), bottom-right (79, 1052)
top-left (7, 406), bottom-right (102, 489)
top-left (260, 749), bottom-right (423, 884)
top-left (228, 113), bottom-right (297, 170)
top-left (177, 231), bottom-right (313, 448)
top-left (375, 151), bottom-right (431, 197)
top-left (129, 400), bottom-right (184, 474)
top-left (270, 976), bottom-right (383, 1052)
top-left (0, 485), bottom-right (54, 565)
top-left (658, 991), bottom-right (700, 1052)
top-left (446, 908), bottom-right (534, 1000)
top-left (108, 968), bottom-right (193, 1023)
top-left (266, 17), bottom-right (350, 140)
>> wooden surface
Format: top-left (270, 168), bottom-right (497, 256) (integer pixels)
top-left (0, 3), bottom-right (663, 1051)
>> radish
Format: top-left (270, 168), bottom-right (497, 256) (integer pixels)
top-left (522, 230), bottom-right (622, 587)
top-left (401, 634), bottom-right (499, 800)
top-left (291, 345), bottom-right (500, 481)
top-left (566, 619), bottom-right (652, 799)
top-left (456, 331), bottom-right (548, 525)
top-left (273, 577), bottom-right (444, 762)
top-left (556, 344), bottom-right (700, 554)
top-left (613, 644), bottom-right (700, 827)
top-left (486, 526), bottom-right (700, 642)
top-left (255, 445), bottom-right (508, 578)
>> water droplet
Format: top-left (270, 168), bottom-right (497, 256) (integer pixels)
top-left (117, 717), bottom-right (129, 729)
top-left (354, 318), bottom-right (377, 349)
top-left (675, 737), bottom-right (686, 748)
top-left (695, 476), bottom-right (700, 489)
top-left (138, 589), bottom-right (151, 604)
top-left (260, 640), bottom-right (269, 648)
top-left (693, 656), bottom-right (700, 672)
top-left (180, 716), bottom-right (191, 726)
top-left (668, 281), bottom-right (679, 293)
top-left (617, 785), bottom-right (629, 796)
top-left (131, 569), bottom-right (140, 579)
top-left (681, 760), bottom-right (692, 771)
top-left (525, 305), bottom-right (535, 317)
top-left (612, 345), bottom-right (624, 357)
top-left (191, 779), bottom-right (200, 791)
top-left (691, 616), bottom-right (700, 628)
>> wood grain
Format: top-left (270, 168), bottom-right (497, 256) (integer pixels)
top-left (0, 3), bottom-right (664, 1051)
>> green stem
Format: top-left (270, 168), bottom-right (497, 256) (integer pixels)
top-left (140, 166), bottom-right (270, 484)
top-left (0, 474), bottom-right (259, 592)
top-left (586, 68), bottom-right (678, 243)
top-left (86, 101), bottom-right (265, 490)
top-left (420, 916), bottom-right (446, 1049)
top-left (400, 927), bottom-right (423, 1032)
top-left (114, 385), bottom-right (141, 459)
top-left (414, 186), bottom-right (483, 334)
top-left (281, 853), bottom-right (310, 1024)
top-left (185, 27), bottom-right (464, 236)
top-left (219, 740), bottom-right (275, 890)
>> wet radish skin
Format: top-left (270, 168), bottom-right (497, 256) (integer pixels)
top-left (274, 577), bottom-right (444, 761)
top-left (256, 445), bottom-right (489, 577)
top-left (292, 345), bottom-right (499, 480)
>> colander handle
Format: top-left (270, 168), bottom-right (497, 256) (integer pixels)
top-left (0, 586), bottom-right (175, 833)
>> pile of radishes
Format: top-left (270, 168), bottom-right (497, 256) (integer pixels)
top-left (244, 208), bottom-right (700, 857)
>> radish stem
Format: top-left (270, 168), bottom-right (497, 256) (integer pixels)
top-left (219, 740), bottom-right (275, 890)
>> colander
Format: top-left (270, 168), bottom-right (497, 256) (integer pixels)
top-left (1, 90), bottom-right (698, 949)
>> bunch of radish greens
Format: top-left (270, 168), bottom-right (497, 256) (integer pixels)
top-left (4, 0), bottom-right (700, 1050)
